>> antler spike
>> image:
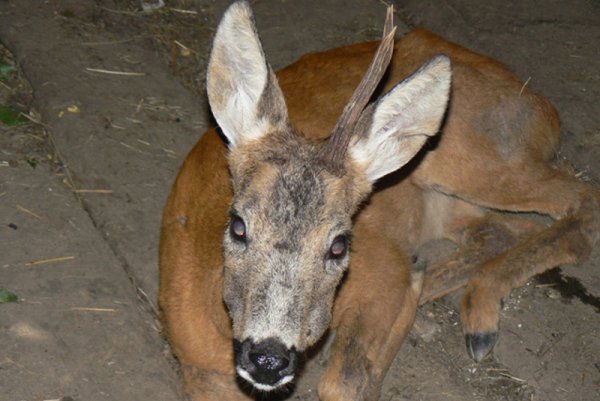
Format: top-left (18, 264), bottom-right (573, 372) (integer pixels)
top-left (322, 5), bottom-right (396, 170)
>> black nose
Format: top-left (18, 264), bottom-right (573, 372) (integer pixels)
top-left (235, 338), bottom-right (298, 387)
top-left (249, 348), bottom-right (289, 372)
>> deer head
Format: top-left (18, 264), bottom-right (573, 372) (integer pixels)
top-left (207, 0), bottom-right (451, 391)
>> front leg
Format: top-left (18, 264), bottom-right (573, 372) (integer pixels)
top-left (318, 226), bottom-right (422, 401)
top-left (182, 365), bottom-right (253, 401)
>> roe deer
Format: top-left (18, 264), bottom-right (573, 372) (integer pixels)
top-left (159, 1), bottom-right (600, 400)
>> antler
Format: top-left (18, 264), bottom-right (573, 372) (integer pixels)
top-left (322, 5), bottom-right (396, 170)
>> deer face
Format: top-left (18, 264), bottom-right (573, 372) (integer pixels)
top-left (222, 134), bottom-right (370, 390)
top-left (207, 1), bottom-right (451, 391)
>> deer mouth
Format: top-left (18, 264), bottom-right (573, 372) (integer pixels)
top-left (234, 338), bottom-right (299, 391)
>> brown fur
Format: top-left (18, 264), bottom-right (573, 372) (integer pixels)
top-left (159, 27), bottom-right (600, 401)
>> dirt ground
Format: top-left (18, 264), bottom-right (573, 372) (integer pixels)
top-left (1, 1), bottom-right (599, 400)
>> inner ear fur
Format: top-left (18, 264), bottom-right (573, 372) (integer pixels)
top-left (207, 1), bottom-right (288, 148)
top-left (350, 55), bottom-right (452, 182)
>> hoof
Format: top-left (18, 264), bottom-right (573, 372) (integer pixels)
top-left (465, 331), bottom-right (498, 362)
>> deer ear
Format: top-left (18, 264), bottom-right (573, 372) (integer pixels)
top-left (349, 55), bottom-right (452, 182)
top-left (207, 1), bottom-right (288, 148)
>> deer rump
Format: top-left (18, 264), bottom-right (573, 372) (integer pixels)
top-left (159, 2), bottom-right (600, 401)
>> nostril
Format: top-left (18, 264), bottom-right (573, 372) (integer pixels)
top-left (249, 352), bottom-right (289, 372)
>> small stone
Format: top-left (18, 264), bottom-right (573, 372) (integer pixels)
top-left (546, 288), bottom-right (561, 299)
top-left (413, 313), bottom-right (441, 343)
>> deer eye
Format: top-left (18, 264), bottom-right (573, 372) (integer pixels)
top-left (328, 235), bottom-right (348, 260)
top-left (230, 215), bottom-right (247, 242)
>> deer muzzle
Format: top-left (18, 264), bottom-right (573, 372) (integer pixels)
top-left (234, 337), bottom-right (299, 391)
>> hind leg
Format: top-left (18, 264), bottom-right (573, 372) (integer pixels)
top-left (419, 212), bottom-right (545, 303)
top-left (318, 222), bottom-right (422, 401)
top-left (437, 165), bottom-right (600, 361)
top-left (460, 210), bottom-right (597, 360)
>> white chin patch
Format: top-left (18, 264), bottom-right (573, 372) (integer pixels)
top-left (236, 367), bottom-right (294, 392)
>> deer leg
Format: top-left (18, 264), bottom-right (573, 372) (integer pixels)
top-left (182, 365), bottom-right (253, 401)
top-left (162, 304), bottom-right (252, 401)
top-left (318, 224), bottom-right (422, 401)
top-left (419, 213), bottom-right (545, 303)
top-left (460, 213), bottom-right (597, 360)
top-left (440, 167), bottom-right (600, 361)
top-left (160, 228), bottom-right (249, 400)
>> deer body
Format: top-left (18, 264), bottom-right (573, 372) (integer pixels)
top-left (159, 3), bottom-right (599, 400)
